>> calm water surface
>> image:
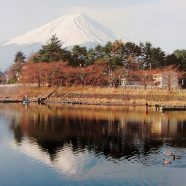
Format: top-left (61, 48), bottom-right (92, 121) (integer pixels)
top-left (0, 103), bottom-right (186, 186)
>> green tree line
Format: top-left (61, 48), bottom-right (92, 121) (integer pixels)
top-left (5, 35), bottom-right (186, 84)
top-left (29, 35), bottom-right (186, 71)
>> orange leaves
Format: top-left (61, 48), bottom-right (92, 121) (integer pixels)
top-left (20, 61), bottom-right (110, 87)
top-left (20, 62), bottom-right (183, 90)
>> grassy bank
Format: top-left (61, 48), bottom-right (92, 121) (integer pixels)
top-left (0, 86), bottom-right (186, 106)
top-left (48, 86), bottom-right (186, 106)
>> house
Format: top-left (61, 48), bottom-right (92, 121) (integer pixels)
top-left (120, 78), bottom-right (143, 86)
top-left (152, 71), bottom-right (179, 89)
top-left (120, 70), bottom-right (180, 89)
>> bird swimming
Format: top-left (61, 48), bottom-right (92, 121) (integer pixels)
top-left (172, 154), bottom-right (181, 160)
top-left (165, 151), bottom-right (181, 160)
top-left (163, 159), bottom-right (171, 165)
top-left (165, 151), bottom-right (174, 156)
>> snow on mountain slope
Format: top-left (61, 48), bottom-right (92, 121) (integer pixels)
top-left (4, 13), bottom-right (116, 47)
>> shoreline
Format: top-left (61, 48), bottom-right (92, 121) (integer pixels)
top-left (0, 86), bottom-right (186, 107)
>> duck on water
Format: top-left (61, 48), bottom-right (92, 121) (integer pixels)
top-left (163, 159), bottom-right (171, 165)
top-left (163, 151), bottom-right (181, 165)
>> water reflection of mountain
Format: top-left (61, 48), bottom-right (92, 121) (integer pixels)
top-left (6, 104), bottom-right (186, 160)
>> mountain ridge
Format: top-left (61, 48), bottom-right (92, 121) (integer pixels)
top-left (0, 13), bottom-right (117, 70)
top-left (3, 13), bottom-right (116, 48)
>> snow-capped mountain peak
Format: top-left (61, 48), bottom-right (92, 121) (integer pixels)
top-left (4, 13), bottom-right (116, 47)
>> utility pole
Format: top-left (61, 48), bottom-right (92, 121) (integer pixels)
top-left (109, 69), bottom-right (112, 87)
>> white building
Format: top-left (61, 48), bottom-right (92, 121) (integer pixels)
top-left (120, 78), bottom-right (143, 86)
top-left (120, 70), bottom-right (180, 89)
top-left (152, 71), bottom-right (179, 89)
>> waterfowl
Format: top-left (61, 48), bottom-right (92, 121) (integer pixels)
top-left (172, 155), bottom-right (181, 160)
top-left (165, 151), bottom-right (174, 156)
top-left (163, 159), bottom-right (171, 165)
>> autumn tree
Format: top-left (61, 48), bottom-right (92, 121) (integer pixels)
top-left (133, 70), bottom-right (154, 90)
top-left (160, 65), bottom-right (185, 91)
top-left (83, 60), bottom-right (109, 86)
top-left (17, 38), bottom-right (186, 88)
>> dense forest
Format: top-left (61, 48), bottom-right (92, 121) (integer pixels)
top-left (4, 35), bottom-right (186, 87)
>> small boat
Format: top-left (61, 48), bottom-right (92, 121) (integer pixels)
top-left (22, 95), bottom-right (30, 104)
top-left (23, 100), bottom-right (30, 104)
top-left (22, 98), bottom-right (30, 104)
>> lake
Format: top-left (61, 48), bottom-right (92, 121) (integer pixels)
top-left (0, 103), bottom-right (186, 186)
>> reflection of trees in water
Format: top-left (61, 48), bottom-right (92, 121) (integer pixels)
top-left (10, 114), bottom-right (164, 160)
top-left (163, 120), bottom-right (186, 148)
top-left (10, 118), bottom-right (23, 145)
top-left (8, 104), bottom-right (186, 161)
top-left (176, 120), bottom-right (186, 138)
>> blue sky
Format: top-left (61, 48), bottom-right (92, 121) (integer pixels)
top-left (0, 0), bottom-right (186, 52)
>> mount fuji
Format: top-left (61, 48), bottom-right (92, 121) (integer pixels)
top-left (4, 13), bottom-right (116, 47)
top-left (0, 13), bottom-right (116, 70)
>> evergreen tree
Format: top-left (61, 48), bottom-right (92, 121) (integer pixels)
top-left (7, 51), bottom-right (26, 83)
top-left (124, 42), bottom-right (141, 58)
top-left (14, 51), bottom-right (26, 63)
top-left (140, 42), bottom-right (165, 69)
top-left (174, 49), bottom-right (186, 59)
top-left (33, 35), bottom-right (65, 62)
top-left (164, 54), bottom-right (180, 67)
top-left (93, 45), bottom-right (105, 61)
top-left (110, 40), bottom-right (125, 68)
top-left (0, 70), bottom-right (4, 84)
top-left (71, 45), bottom-right (88, 66)
top-left (122, 42), bottom-right (141, 69)
top-left (174, 49), bottom-right (186, 70)
top-left (150, 47), bottom-right (165, 68)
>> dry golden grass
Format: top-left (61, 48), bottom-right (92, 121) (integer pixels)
top-left (1, 86), bottom-right (186, 106)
